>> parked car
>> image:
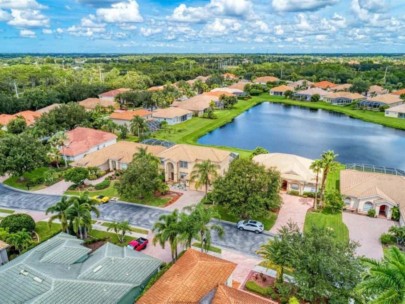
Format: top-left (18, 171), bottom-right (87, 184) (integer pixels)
top-left (127, 238), bottom-right (149, 251)
top-left (237, 220), bottom-right (264, 234)
top-left (92, 195), bottom-right (110, 204)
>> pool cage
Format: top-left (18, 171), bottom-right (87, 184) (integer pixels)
top-left (345, 163), bottom-right (405, 176)
top-left (141, 139), bottom-right (176, 148)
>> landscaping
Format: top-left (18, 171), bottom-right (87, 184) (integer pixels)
top-left (192, 242), bottom-right (222, 254)
top-left (304, 211), bottom-right (349, 244)
top-left (4, 167), bottom-right (65, 191)
top-left (101, 222), bottom-right (149, 235)
top-left (0, 209), bottom-right (15, 214)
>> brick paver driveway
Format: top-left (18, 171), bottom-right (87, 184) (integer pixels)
top-left (343, 212), bottom-right (396, 259)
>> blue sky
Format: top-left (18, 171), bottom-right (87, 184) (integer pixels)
top-left (0, 0), bottom-right (404, 53)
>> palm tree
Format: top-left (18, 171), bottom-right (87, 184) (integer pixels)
top-left (6, 230), bottom-right (32, 254)
top-left (134, 147), bottom-right (159, 165)
top-left (70, 193), bottom-right (100, 218)
top-left (47, 146), bottom-right (62, 168)
top-left (152, 210), bottom-right (181, 261)
top-left (130, 115), bottom-right (149, 138)
top-left (107, 221), bottom-right (131, 243)
top-left (46, 196), bottom-right (72, 233)
top-left (319, 150), bottom-right (339, 206)
top-left (67, 200), bottom-right (93, 239)
top-left (190, 160), bottom-right (219, 194)
top-left (310, 159), bottom-right (323, 210)
top-left (50, 131), bottom-right (68, 167)
top-left (357, 246), bottom-right (405, 303)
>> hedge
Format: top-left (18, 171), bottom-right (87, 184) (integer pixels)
top-left (245, 281), bottom-right (276, 298)
top-left (0, 214), bottom-right (36, 233)
top-left (95, 180), bottom-right (111, 190)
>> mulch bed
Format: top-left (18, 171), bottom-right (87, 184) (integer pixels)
top-left (84, 240), bottom-right (107, 252)
top-left (246, 271), bottom-right (276, 288)
top-left (163, 191), bottom-right (183, 207)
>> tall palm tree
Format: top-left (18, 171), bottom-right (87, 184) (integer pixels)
top-left (319, 150), bottom-right (339, 206)
top-left (190, 160), bottom-right (219, 194)
top-left (357, 246), bottom-right (405, 303)
top-left (47, 146), bottom-right (62, 168)
top-left (310, 159), bottom-right (323, 210)
top-left (152, 210), bottom-right (181, 261)
top-left (130, 115), bottom-right (149, 138)
top-left (46, 196), bottom-right (72, 233)
top-left (70, 193), bottom-right (100, 218)
top-left (49, 131), bottom-right (68, 167)
top-left (107, 221), bottom-right (131, 243)
top-left (67, 200), bottom-right (93, 240)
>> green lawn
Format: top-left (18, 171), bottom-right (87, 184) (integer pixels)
top-left (0, 208), bottom-right (15, 214)
top-left (101, 222), bottom-right (149, 235)
top-left (213, 205), bottom-right (277, 231)
top-left (35, 221), bottom-right (63, 243)
top-left (326, 163), bottom-right (345, 192)
top-left (304, 211), bottom-right (349, 244)
top-left (65, 182), bottom-right (120, 197)
top-left (4, 167), bottom-right (64, 191)
top-left (192, 242), bottom-right (222, 254)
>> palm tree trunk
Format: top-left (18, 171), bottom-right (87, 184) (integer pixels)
top-left (314, 173), bottom-right (319, 210)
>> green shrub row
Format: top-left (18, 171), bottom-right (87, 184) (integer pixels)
top-left (95, 180), bottom-right (111, 190)
top-left (245, 281), bottom-right (276, 298)
top-left (0, 214), bottom-right (36, 233)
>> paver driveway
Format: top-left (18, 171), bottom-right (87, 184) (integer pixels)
top-left (343, 212), bottom-right (396, 259)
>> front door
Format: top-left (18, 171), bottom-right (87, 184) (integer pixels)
top-left (379, 205), bottom-right (387, 217)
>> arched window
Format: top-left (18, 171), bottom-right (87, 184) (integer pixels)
top-left (344, 198), bottom-right (351, 206)
top-left (363, 201), bottom-right (373, 212)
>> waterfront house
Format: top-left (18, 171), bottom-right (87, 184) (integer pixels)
top-left (79, 97), bottom-right (118, 111)
top-left (99, 88), bottom-right (131, 103)
top-left (172, 94), bottom-right (218, 116)
top-left (294, 88), bottom-right (328, 101)
top-left (210, 87), bottom-right (244, 97)
top-left (253, 153), bottom-right (318, 195)
top-left (340, 169), bottom-right (405, 224)
top-left (0, 233), bottom-right (161, 304)
top-left (270, 85), bottom-right (294, 96)
top-left (60, 127), bottom-right (117, 162)
top-left (359, 94), bottom-right (403, 109)
top-left (254, 76), bottom-right (280, 84)
top-left (287, 79), bottom-right (313, 90)
top-left (204, 91), bottom-right (235, 98)
top-left (110, 109), bottom-right (153, 128)
top-left (367, 85), bottom-right (388, 97)
top-left (312, 81), bottom-right (337, 90)
top-left (385, 104), bottom-right (405, 119)
top-left (322, 91), bottom-right (364, 105)
top-left (227, 80), bottom-right (251, 91)
top-left (151, 107), bottom-right (193, 125)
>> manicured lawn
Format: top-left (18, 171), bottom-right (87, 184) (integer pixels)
top-left (213, 205), bottom-right (277, 231)
top-left (65, 182), bottom-right (120, 197)
top-left (4, 167), bottom-right (64, 191)
top-left (101, 222), bottom-right (149, 235)
top-left (35, 221), bottom-right (63, 242)
top-left (192, 242), bottom-right (222, 254)
top-left (304, 211), bottom-right (349, 244)
top-left (88, 229), bottom-right (133, 246)
top-left (0, 208), bottom-right (15, 214)
top-left (326, 163), bottom-right (345, 192)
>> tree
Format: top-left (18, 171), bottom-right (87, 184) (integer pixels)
top-left (64, 167), bottom-right (89, 185)
top-left (49, 131), bottom-right (68, 167)
top-left (6, 230), bottom-right (32, 254)
top-left (118, 125), bottom-right (128, 139)
top-left (324, 190), bottom-right (344, 214)
top-left (0, 214), bottom-right (36, 233)
top-left (130, 115), bottom-right (149, 138)
top-left (284, 90), bottom-right (294, 99)
top-left (211, 158), bottom-right (281, 219)
top-left (319, 150), bottom-right (339, 205)
top-left (153, 210), bottom-right (181, 261)
top-left (219, 95), bottom-right (238, 109)
top-left (350, 78), bottom-right (370, 94)
top-left (67, 200), bottom-right (93, 239)
top-left (310, 94), bottom-right (320, 102)
top-left (250, 146), bottom-right (269, 159)
top-left (7, 116), bottom-right (27, 134)
top-left (190, 160), bottom-right (219, 194)
top-left (46, 196), bottom-right (72, 233)
top-left (357, 246), bottom-right (405, 303)
top-left (310, 159), bottom-right (322, 210)
top-left (106, 221), bottom-right (131, 243)
top-left (400, 93), bottom-right (405, 102)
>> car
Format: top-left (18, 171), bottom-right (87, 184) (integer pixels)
top-left (237, 220), bottom-right (264, 234)
top-left (127, 237), bottom-right (149, 251)
top-left (92, 195), bottom-right (110, 204)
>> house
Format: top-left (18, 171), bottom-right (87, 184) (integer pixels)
top-left (294, 88), bottom-right (328, 101)
top-left (204, 91), bottom-right (235, 98)
top-left (185, 76), bottom-right (210, 86)
top-left (253, 153), bottom-right (318, 195)
top-left (0, 110), bottom-right (41, 129)
top-left (210, 87), bottom-right (244, 97)
top-left (312, 81), bottom-right (337, 90)
top-left (359, 94), bottom-right (403, 109)
top-left (331, 83), bottom-right (352, 92)
top-left (151, 108), bottom-right (193, 125)
top-left (172, 95), bottom-right (218, 116)
top-left (147, 85), bottom-right (164, 92)
top-left (270, 85), bottom-right (294, 96)
top-left (223, 73), bottom-right (238, 80)
top-left (137, 249), bottom-right (236, 304)
top-left (392, 89), bottom-right (405, 96)
top-left (287, 79), bottom-right (313, 90)
top-left (73, 141), bottom-right (167, 171)
top-left (0, 233), bottom-right (161, 304)
top-left (98, 88), bottom-right (131, 102)
top-left (110, 109), bottom-right (153, 128)
top-left (36, 103), bottom-right (61, 114)
top-left (321, 92), bottom-right (364, 105)
top-left (158, 144), bottom-right (236, 190)
top-left (212, 284), bottom-right (275, 304)
top-left (254, 76), bottom-right (280, 84)
top-left (227, 80), bottom-right (251, 91)
top-left (385, 104), bottom-right (405, 119)
top-left (78, 97), bottom-right (118, 111)
top-left (60, 127), bottom-right (117, 162)
top-left (368, 85), bottom-right (388, 97)
top-left (340, 169), bottom-right (405, 224)
top-left (0, 241), bottom-right (9, 265)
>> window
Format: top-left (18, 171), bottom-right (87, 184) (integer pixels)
top-left (121, 164), bottom-right (128, 170)
top-left (290, 183), bottom-right (299, 190)
top-left (179, 161), bottom-right (188, 169)
top-left (344, 198), bottom-right (351, 206)
top-left (363, 201), bottom-right (373, 212)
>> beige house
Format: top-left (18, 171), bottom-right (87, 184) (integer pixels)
top-left (227, 80), bottom-right (251, 91)
top-left (359, 94), bottom-right (403, 109)
top-left (287, 79), bottom-right (313, 90)
top-left (321, 92), bottom-right (364, 105)
top-left (294, 88), bottom-right (328, 101)
top-left (158, 144), bottom-right (236, 190)
top-left (340, 169), bottom-right (405, 224)
top-left (151, 108), bottom-right (193, 125)
top-left (172, 95), bottom-right (218, 116)
top-left (270, 85), bottom-right (294, 96)
top-left (99, 88), bottom-right (131, 102)
top-left (73, 141), bottom-right (166, 171)
top-left (79, 98), bottom-right (118, 111)
top-left (385, 104), bottom-right (405, 119)
top-left (110, 109), bottom-right (152, 128)
top-left (253, 153), bottom-right (318, 195)
top-left (210, 87), bottom-right (244, 96)
top-left (331, 83), bottom-right (352, 92)
top-left (368, 85), bottom-right (388, 97)
top-left (254, 76), bottom-right (280, 84)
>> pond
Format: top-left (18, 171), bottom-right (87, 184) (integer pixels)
top-left (198, 103), bottom-right (405, 171)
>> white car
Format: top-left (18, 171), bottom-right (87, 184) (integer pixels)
top-left (237, 220), bottom-right (264, 234)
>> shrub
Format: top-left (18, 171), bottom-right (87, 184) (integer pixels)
top-left (68, 184), bottom-right (78, 191)
top-left (289, 297), bottom-right (300, 304)
top-left (245, 280), bottom-right (274, 297)
top-left (367, 209), bottom-right (376, 217)
top-left (288, 190), bottom-right (300, 196)
top-left (324, 191), bottom-right (344, 214)
top-left (64, 167), bottom-right (89, 185)
top-left (380, 233), bottom-right (395, 245)
top-left (303, 192), bottom-right (316, 198)
top-left (0, 214), bottom-right (35, 233)
top-left (94, 179), bottom-right (111, 190)
top-left (391, 206), bottom-right (400, 221)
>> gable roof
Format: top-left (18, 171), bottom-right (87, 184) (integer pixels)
top-left (287, 79), bottom-right (313, 89)
top-left (366, 93), bottom-right (402, 105)
top-left (158, 144), bottom-right (231, 163)
top-left (205, 91), bottom-right (235, 97)
top-left (151, 107), bottom-right (193, 119)
top-left (368, 85), bottom-right (387, 95)
top-left (332, 83), bottom-right (352, 91)
top-left (323, 91), bottom-right (364, 100)
top-left (223, 73), bottom-right (238, 79)
top-left (209, 88), bottom-right (243, 95)
top-left (99, 88), bottom-right (131, 98)
top-left (0, 111), bottom-right (41, 126)
top-left (212, 284), bottom-right (276, 304)
top-left (270, 85), bottom-right (294, 93)
top-left (313, 81), bottom-right (337, 89)
top-left (110, 109), bottom-right (152, 121)
top-left (137, 249), bottom-right (236, 304)
top-left (79, 98), bottom-right (117, 110)
top-left (227, 80), bottom-right (251, 91)
top-left (172, 94), bottom-right (217, 112)
top-left (36, 104), bottom-right (62, 114)
top-left (392, 89), bottom-right (405, 96)
top-left (61, 127), bottom-right (117, 157)
top-left (295, 87), bottom-right (328, 97)
top-left (254, 76), bottom-right (280, 83)
top-left (386, 103), bottom-right (405, 114)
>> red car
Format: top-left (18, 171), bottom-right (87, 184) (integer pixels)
top-left (127, 238), bottom-right (148, 251)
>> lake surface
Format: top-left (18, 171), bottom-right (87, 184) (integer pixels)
top-left (198, 103), bottom-right (405, 171)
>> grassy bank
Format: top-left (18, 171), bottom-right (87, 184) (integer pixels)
top-left (304, 211), bottom-right (349, 244)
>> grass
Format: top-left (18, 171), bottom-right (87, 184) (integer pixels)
top-left (35, 221), bottom-right (63, 243)
top-left (101, 222), bottom-right (149, 235)
top-left (304, 211), bottom-right (349, 244)
top-left (213, 205), bottom-right (277, 231)
top-left (192, 242), bottom-right (222, 253)
top-left (88, 229), bottom-right (134, 245)
top-left (4, 167), bottom-right (63, 191)
top-left (0, 208), bottom-right (15, 214)
top-left (259, 260), bottom-right (293, 276)
top-left (326, 163), bottom-right (346, 192)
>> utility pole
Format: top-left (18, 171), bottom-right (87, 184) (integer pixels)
top-left (13, 80), bottom-right (19, 98)
top-left (383, 66), bottom-right (389, 84)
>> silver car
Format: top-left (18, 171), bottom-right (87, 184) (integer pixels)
top-left (237, 220), bottom-right (264, 234)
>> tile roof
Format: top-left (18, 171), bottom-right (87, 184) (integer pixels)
top-left (147, 85), bottom-right (164, 92)
top-left (323, 91), bottom-right (364, 100)
top-left (332, 83), bottom-right (352, 91)
top-left (158, 144), bottom-right (232, 163)
top-left (223, 73), bottom-right (238, 79)
top-left (79, 98), bottom-right (118, 110)
top-left (227, 81), bottom-right (251, 91)
top-left (366, 93), bottom-right (402, 105)
top-left (392, 89), bottom-right (405, 96)
top-left (185, 76), bottom-right (210, 86)
top-left (173, 94), bottom-right (217, 112)
top-left (60, 127), bottom-right (117, 157)
top-left (73, 141), bottom-right (167, 168)
top-left (254, 76), bottom-right (280, 83)
top-left (313, 81), bottom-right (337, 89)
top-left (0, 111), bottom-right (41, 126)
top-left (137, 249), bottom-right (236, 304)
top-left (151, 107), bottom-right (193, 119)
top-left (36, 103), bottom-right (62, 114)
top-left (287, 79), bottom-right (313, 89)
top-left (295, 87), bottom-right (328, 96)
top-left (204, 91), bottom-right (235, 97)
top-left (110, 109), bottom-right (152, 121)
top-left (212, 284), bottom-right (276, 304)
top-left (368, 85), bottom-right (387, 95)
top-left (386, 103), bottom-right (405, 114)
top-left (270, 85), bottom-right (294, 93)
top-left (99, 88), bottom-right (131, 98)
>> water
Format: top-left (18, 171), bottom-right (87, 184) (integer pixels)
top-left (198, 103), bottom-right (405, 171)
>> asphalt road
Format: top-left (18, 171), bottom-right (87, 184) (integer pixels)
top-left (0, 184), bottom-right (272, 255)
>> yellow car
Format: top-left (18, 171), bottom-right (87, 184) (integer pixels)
top-left (92, 195), bottom-right (110, 204)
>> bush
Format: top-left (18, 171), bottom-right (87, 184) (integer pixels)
top-left (288, 190), bottom-right (300, 196)
top-left (324, 191), bottom-right (344, 214)
top-left (303, 192), bottom-right (316, 198)
top-left (245, 280), bottom-right (274, 297)
top-left (391, 206), bottom-right (400, 221)
top-left (289, 297), bottom-right (300, 304)
top-left (94, 179), bottom-right (111, 190)
top-left (68, 184), bottom-right (78, 190)
top-left (380, 233), bottom-right (395, 245)
top-left (0, 214), bottom-right (36, 233)
top-left (367, 209), bottom-right (376, 217)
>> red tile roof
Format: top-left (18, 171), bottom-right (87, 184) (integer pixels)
top-left (0, 111), bottom-right (41, 126)
top-left (99, 88), bottom-right (131, 98)
top-left (110, 109), bottom-right (152, 121)
top-left (392, 89), bottom-right (405, 96)
top-left (313, 81), bottom-right (337, 89)
top-left (212, 284), bottom-right (276, 304)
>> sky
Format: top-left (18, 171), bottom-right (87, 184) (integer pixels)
top-left (0, 0), bottom-right (404, 53)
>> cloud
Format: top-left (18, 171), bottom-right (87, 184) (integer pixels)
top-left (81, 15), bottom-right (105, 28)
top-left (42, 28), bottom-right (52, 34)
top-left (96, 0), bottom-right (143, 23)
top-left (203, 18), bottom-right (242, 36)
top-left (0, 0), bottom-right (46, 10)
top-left (77, 0), bottom-right (119, 7)
top-left (359, 0), bottom-right (386, 12)
top-left (272, 0), bottom-right (338, 12)
top-left (20, 29), bottom-right (36, 38)
top-left (140, 27), bottom-right (162, 37)
top-left (0, 9), bottom-right (11, 21)
top-left (8, 9), bottom-right (49, 28)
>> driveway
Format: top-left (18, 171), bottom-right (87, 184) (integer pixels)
top-left (165, 189), bottom-right (205, 211)
top-left (343, 212), bottom-right (397, 259)
top-left (270, 194), bottom-right (312, 234)
top-left (34, 180), bottom-right (73, 195)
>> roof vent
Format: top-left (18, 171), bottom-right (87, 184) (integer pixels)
top-left (33, 276), bottom-right (43, 283)
top-left (20, 269), bottom-right (29, 276)
top-left (93, 265), bottom-right (103, 273)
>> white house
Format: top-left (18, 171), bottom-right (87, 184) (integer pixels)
top-left (385, 104), bottom-right (405, 119)
top-left (151, 108), bottom-right (193, 125)
top-left (109, 109), bottom-right (152, 128)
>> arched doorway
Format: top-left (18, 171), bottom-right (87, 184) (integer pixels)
top-left (167, 162), bottom-right (175, 181)
top-left (379, 205), bottom-right (388, 217)
top-left (281, 180), bottom-right (288, 191)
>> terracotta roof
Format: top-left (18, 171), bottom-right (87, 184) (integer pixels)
top-left (73, 141), bottom-right (166, 168)
top-left (254, 76), bottom-right (280, 83)
top-left (147, 85), bottom-right (164, 92)
top-left (137, 249), bottom-right (236, 304)
top-left (369, 85), bottom-right (387, 95)
top-left (36, 103), bottom-right (62, 114)
top-left (313, 81), bottom-right (337, 89)
top-left (158, 144), bottom-right (231, 163)
top-left (173, 95), bottom-right (217, 112)
top-left (0, 240), bottom-right (9, 250)
top-left (340, 169), bottom-right (405, 216)
top-left (209, 88), bottom-right (243, 95)
top-left (110, 109), bottom-right (152, 121)
top-left (228, 81), bottom-right (251, 91)
top-left (151, 107), bottom-right (192, 119)
top-left (185, 76), bottom-right (210, 86)
top-left (332, 83), bottom-right (352, 91)
top-left (99, 88), bottom-right (131, 98)
top-left (204, 91), bottom-right (235, 97)
top-left (270, 85), bottom-right (294, 93)
top-left (287, 79), bottom-right (313, 89)
top-left (367, 94), bottom-right (402, 105)
top-left (223, 73), bottom-right (238, 79)
top-left (386, 103), bottom-right (405, 114)
top-left (79, 98), bottom-right (117, 110)
top-left (295, 88), bottom-right (328, 97)
top-left (0, 114), bottom-right (14, 126)
top-left (212, 284), bottom-right (276, 304)
top-left (323, 91), bottom-right (364, 100)
top-left (60, 127), bottom-right (117, 157)
top-left (0, 111), bottom-right (41, 126)
top-left (392, 89), bottom-right (405, 96)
